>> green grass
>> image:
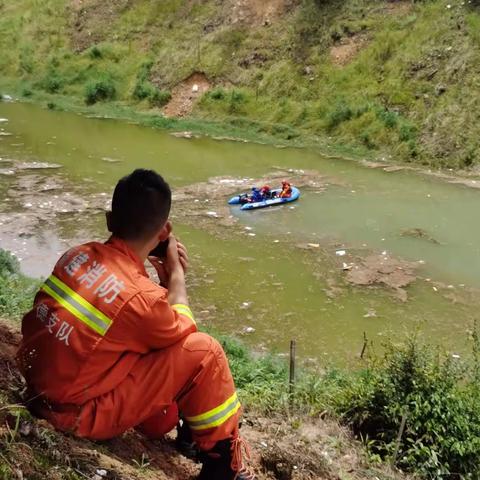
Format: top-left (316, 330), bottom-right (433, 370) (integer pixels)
top-left (2, 0), bottom-right (480, 168)
top-left (0, 250), bottom-right (39, 320)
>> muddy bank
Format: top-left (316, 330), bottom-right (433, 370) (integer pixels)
top-left (360, 158), bottom-right (480, 191)
top-left (0, 163), bottom-right (109, 276)
top-left (345, 254), bottom-right (417, 302)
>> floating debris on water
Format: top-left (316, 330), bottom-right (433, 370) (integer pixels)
top-left (401, 228), bottom-right (440, 244)
top-left (16, 161), bottom-right (62, 170)
top-left (101, 157), bottom-right (122, 163)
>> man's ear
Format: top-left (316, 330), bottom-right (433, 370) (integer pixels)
top-left (106, 211), bottom-right (113, 232)
top-left (157, 220), bottom-right (172, 241)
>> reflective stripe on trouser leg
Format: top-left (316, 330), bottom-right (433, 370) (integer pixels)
top-left (185, 392), bottom-right (241, 431)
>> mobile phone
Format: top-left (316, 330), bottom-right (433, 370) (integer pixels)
top-left (149, 239), bottom-right (169, 258)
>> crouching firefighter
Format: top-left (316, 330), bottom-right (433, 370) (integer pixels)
top-left (17, 169), bottom-right (255, 480)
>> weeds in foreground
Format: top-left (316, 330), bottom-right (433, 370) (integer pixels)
top-left (221, 332), bottom-right (480, 478)
top-left (0, 250), bottom-right (39, 319)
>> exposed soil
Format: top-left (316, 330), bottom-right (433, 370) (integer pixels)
top-left (330, 35), bottom-right (369, 67)
top-left (163, 73), bottom-right (211, 118)
top-left (227, 0), bottom-right (298, 26)
top-left (68, 0), bottom-right (131, 52)
top-left (383, 1), bottom-right (414, 16)
top-left (0, 321), bottom-right (406, 480)
top-left (345, 254), bottom-right (418, 302)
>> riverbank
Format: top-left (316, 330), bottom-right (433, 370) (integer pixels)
top-left (3, 86), bottom-right (480, 195)
top-left (0, 78), bottom-right (367, 162)
top-left (2, 1), bottom-right (480, 169)
top-left (1, 249), bottom-right (480, 478)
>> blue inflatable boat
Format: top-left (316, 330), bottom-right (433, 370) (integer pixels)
top-left (228, 187), bottom-right (300, 211)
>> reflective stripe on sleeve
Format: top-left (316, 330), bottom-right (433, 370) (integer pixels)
top-left (41, 275), bottom-right (113, 336)
top-left (185, 392), bottom-right (241, 431)
top-left (172, 303), bottom-right (196, 325)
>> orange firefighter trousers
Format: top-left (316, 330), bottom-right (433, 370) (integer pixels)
top-left (42, 332), bottom-right (239, 451)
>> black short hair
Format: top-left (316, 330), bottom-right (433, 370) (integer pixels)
top-left (109, 169), bottom-right (171, 240)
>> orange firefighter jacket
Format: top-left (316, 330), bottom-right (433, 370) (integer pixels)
top-left (17, 237), bottom-right (197, 405)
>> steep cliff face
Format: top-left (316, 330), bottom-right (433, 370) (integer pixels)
top-left (1, 0), bottom-right (480, 168)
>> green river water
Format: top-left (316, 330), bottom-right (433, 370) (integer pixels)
top-left (1, 102), bottom-right (479, 362)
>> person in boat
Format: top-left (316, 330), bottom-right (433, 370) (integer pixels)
top-left (260, 185), bottom-right (272, 199)
top-left (279, 180), bottom-right (292, 198)
top-left (250, 187), bottom-right (263, 203)
top-left (238, 193), bottom-right (250, 204)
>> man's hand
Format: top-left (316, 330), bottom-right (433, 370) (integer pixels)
top-left (148, 235), bottom-right (189, 288)
top-left (176, 241), bottom-right (189, 274)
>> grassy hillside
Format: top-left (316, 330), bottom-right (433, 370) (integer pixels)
top-left (1, 0), bottom-right (480, 167)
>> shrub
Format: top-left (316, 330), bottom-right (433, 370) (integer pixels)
top-left (150, 89), bottom-right (171, 107)
top-left (88, 46), bottom-right (102, 59)
top-left (360, 130), bottom-right (375, 149)
top-left (208, 88), bottom-right (226, 100)
top-left (377, 109), bottom-right (398, 129)
top-left (84, 77), bottom-right (116, 105)
top-left (19, 47), bottom-right (34, 74)
top-left (21, 86), bottom-right (33, 97)
top-left (132, 80), bottom-right (170, 107)
top-left (399, 123), bottom-right (417, 142)
top-left (41, 73), bottom-right (63, 94)
top-left (132, 81), bottom-right (155, 101)
top-left (333, 340), bottom-right (480, 477)
top-left (326, 101), bottom-right (353, 130)
top-left (0, 249), bottom-right (39, 319)
top-left (0, 250), bottom-right (19, 277)
top-left (228, 89), bottom-right (247, 114)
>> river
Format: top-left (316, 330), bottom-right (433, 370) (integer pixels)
top-left (1, 101), bottom-right (479, 363)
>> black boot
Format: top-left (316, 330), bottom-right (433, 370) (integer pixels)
top-left (175, 420), bottom-right (199, 460)
top-left (197, 437), bottom-right (255, 480)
